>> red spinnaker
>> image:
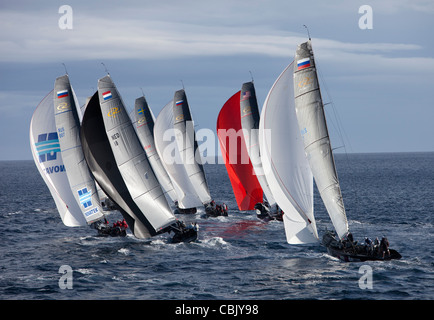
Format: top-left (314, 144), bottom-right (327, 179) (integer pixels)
top-left (217, 91), bottom-right (263, 210)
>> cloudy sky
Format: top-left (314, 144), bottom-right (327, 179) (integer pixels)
top-left (1, 0), bottom-right (433, 160)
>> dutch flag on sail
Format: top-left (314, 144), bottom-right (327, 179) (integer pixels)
top-left (297, 57), bottom-right (311, 70)
top-left (57, 90), bottom-right (69, 99)
top-left (102, 91), bottom-right (112, 100)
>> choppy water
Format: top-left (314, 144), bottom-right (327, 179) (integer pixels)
top-left (0, 153), bottom-right (433, 300)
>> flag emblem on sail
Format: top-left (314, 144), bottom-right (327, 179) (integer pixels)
top-left (102, 91), bottom-right (112, 100)
top-left (57, 90), bottom-right (69, 99)
top-left (241, 91), bottom-right (251, 101)
top-left (35, 132), bottom-right (60, 162)
top-left (77, 187), bottom-right (92, 208)
top-left (297, 58), bottom-right (311, 70)
top-left (175, 100), bottom-right (183, 107)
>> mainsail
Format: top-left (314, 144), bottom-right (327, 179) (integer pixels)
top-left (217, 91), bottom-right (263, 210)
top-left (154, 99), bottom-right (202, 209)
top-left (53, 75), bottom-right (104, 225)
top-left (30, 91), bottom-right (86, 227)
top-left (293, 41), bottom-right (349, 239)
top-left (96, 75), bottom-right (176, 236)
top-left (240, 81), bottom-right (276, 207)
top-left (172, 90), bottom-right (212, 205)
top-left (133, 96), bottom-right (177, 203)
top-left (259, 62), bottom-right (318, 244)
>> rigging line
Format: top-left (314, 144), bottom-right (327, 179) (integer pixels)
top-left (317, 65), bottom-right (361, 219)
top-left (62, 63), bottom-right (68, 75)
top-left (101, 62), bottom-right (110, 75)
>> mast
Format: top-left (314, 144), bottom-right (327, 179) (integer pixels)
top-left (293, 40), bottom-right (349, 239)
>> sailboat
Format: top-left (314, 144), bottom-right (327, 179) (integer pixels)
top-left (154, 89), bottom-right (227, 217)
top-left (53, 75), bottom-right (107, 228)
top-left (260, 40), bottom-right (401, 261)
top-left (239, 81), bottom-right (283, 221)
top-left (30, 76), bottom-right (115, 232)
top-left (173, 89), bottom-right (227, 217)
top-left (79, 75), bottom-right (197, 242)
top-left (217, 90), bottom-right (263, 211)
top-left (133, 96), bottom-right (178, 205)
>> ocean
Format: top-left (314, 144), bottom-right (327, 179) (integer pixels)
top-left (0, 152), bottom-right (433, 302)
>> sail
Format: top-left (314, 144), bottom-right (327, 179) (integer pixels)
top-left (172, 90), bottom-right (212, 205)
top-left (81, 91), bottom-right (163, 238)
top-left (154, 100), bottom-right (202, 209)
top-left (96, 75), bottom-right (176, 235)
top-left (240, 82), bottom-right (275, 206)
top-left (259, 62), bottom-right (318, 244)
top-left (217, 91), bottom-right (263, 210)
top-left (54, 75), bottom-right (104, 225)
top-left (30, 91), bottom-right (86, 227)
top-left (293, 41), bottom-right (349, 239)
top-left (133, 96), bottom-right (177, 203)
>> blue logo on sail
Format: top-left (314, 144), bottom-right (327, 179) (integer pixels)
top-left (77, 187), bottom-right (92, 209)
top-left (35, 132), bottom-right (60, 163)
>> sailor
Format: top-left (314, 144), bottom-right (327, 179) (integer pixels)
top-left (380, 236), bottom-right (390, 258)
top-left (365, 237), bottom-right (373, 256)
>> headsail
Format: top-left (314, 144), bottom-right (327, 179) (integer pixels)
top-left (154, 99), bottom-right (202, 209)
top-left (96, 75), bottom-right (176, 236)
top-left (259, 62), bottom-right (318, 244)
top-left (30, 91), bottom-right (86, 227)
top-left (217, 91), bottom-right (263, 210)
top-left (54, 75), bottom-right (104, 225)
top-left (133, 96), bottom-right (177, 203)
top-left (293, 41), bottom-right (349, 239)
top-left (172, 90), bottom-right (212, 205)
top-left (240, 82), bottom-right (275, 206)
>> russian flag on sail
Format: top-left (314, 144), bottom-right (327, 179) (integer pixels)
top-left (57, 90), bottom-right (69, 99)
top-left (297, 57), bottom-right (311, 70)
top-left (102, 91), bottom-right (112, 100)
top-left (175, 100), bottom-right (183, 107)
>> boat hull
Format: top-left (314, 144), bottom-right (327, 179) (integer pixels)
top-left (323, 232), bottom-right (402, 262)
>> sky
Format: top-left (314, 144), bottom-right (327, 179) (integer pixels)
top-left (1, 0), bottom-right (433, 160)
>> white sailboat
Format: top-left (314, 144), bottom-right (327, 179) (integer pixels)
top-left (260, 40), bottom-right (401, 260)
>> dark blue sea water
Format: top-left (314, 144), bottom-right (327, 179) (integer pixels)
top-left (0, 153), bottom-right (433, 301)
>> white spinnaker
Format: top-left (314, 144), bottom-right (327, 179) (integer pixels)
top-left (30, 90), bottom-right (86, 227)
top-left (259, 62), bottom-right (318, 244)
